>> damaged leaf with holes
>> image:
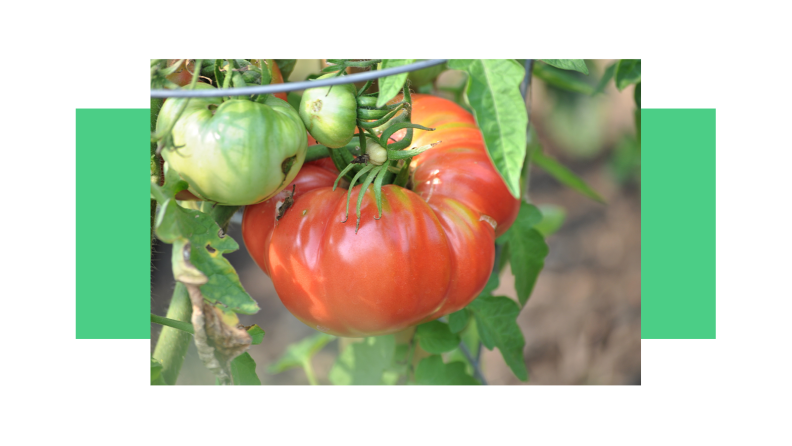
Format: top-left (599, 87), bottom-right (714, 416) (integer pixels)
top-left (153, 169), bottom-right (259, 315)
top-left (156, 83), bottom-right (308, 205)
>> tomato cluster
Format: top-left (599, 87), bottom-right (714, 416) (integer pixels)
top-left (242, 94), bottom-right (519, 337)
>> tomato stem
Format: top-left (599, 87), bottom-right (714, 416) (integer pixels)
top-left (301, 359), bottom-right (319, 385)
top-left (152, 283), bottom-right (193, 385)
top-left (151, 313), bottom-right (195, 334)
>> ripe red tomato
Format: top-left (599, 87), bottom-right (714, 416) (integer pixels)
top-left (242, 94), bottom-right (519, 337)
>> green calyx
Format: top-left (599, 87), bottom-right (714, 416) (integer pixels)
top-left (314, 76), bottom-right (439, 234)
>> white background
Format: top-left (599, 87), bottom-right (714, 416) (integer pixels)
top-left (3, 2), bottom-right (790, 444)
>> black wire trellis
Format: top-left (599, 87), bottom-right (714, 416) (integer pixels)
top-left (150, 59), bottom-right (448, 98)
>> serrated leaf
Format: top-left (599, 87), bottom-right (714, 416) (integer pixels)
top-left (247, 325), bottom-right (265, 345)
top-left (416, 321), bottom-right (460, 354)
top-left (267, 333), bottom-right (334, 374)
top-left (151, 357), bottom-right (163, 384)
top-left (532, 151), bottom-right (605, 204)
top-left (448, 309), bottom-right (469, 334)
top-left (504, 202), bottom-right (548, 305)
top-left (615, 59), bottom-right (641, 91)
top-left (413, 355), bottom-right (480, 385)
top-left (594, 62), bottom-right (617, 95)
top-left (447, 59), bottom-right (527, 198)
top-left (468, 295), bottom-right (528, 381)
top-left (533, 62), bottom-right (594, 95)
top-left (377, 59), bottom-right (416, 107)
top-left (155, 199), bottom-right (259, 314)
top-left (539, 59), bottom-right (589, 75)
top-left (152, 170), bottom-right (259, 315)
top-left (230, 352), bottom-right (261, 385)
top-left (328, 335), bottom-right (396, 385)
top-left (534, 204), bottom-right (566, 236)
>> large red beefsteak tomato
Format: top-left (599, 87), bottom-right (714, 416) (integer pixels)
top-left (242, 94), bottom-right (519, 337)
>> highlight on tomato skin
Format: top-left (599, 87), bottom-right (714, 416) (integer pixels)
top-left (242, 94), bottom-right (520, 337)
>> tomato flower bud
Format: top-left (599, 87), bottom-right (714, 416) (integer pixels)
top-left (367, 142), bottom-right (388, 165)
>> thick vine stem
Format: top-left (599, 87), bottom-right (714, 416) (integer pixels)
top-left (152, 283), bottom-right (192, 385)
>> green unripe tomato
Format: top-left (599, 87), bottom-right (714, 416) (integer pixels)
top-left (408, 62), bottom-right (445, 87)
top-left (299, 73), bottom-right (357, 148)
top-left (157, 84), bottom-right (307, 205)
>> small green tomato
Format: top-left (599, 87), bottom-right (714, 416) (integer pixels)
top-left (299, 74), bottom-right (357, 148)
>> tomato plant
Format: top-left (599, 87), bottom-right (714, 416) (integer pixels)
top-left (150, 59), bottom-right (640, 385)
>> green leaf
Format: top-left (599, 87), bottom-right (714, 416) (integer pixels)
top-left (447, 59), bottom-right (527, 198)
top-left (506, 203), bottom-right (548, 305)
top-left (376, 59), bottom-right (416, 107)
top-left (593, 62), bottom-right (617, 95)
top-left (151, 357), bottom-right (164, 384)
top-left (509, 230), bottom-right (548, 307)
top-left (275, 59), bottom-right (297, 81)
top-left (497, 241), bottom-right (511, 274)
top-left (328, 335), bottom-right (396, 385)
top-left (481, 266), bottom-right (501, 296)
top-left (247, 324), bottom-right (265, 345)
top-left (634, 82), bottom-right (641, 107)
top-left (413, 355), bottom-right (480, 385)
top-left (532, 151), bottom-right (605, 204)
top-left (615, 59), bottom-right (641, 91)
top-left (468, 295), bottom-right (528, 381)
top-left (534, 204), bottom-right (566, 236)
top-left (230, 352), bottom-right (261, 385)
top-left (416, 320), bottom-right (461, 354)
top-left (517, 201), bottom-right (543, 229)
top-left (533, 62), bottom-right (594, 95)
top-left (267, 333), bottom-right (334, 374)
top-left (539, 59), bottom-right (589, 75)
top-left (448, 309), bottom-right (469, 334)
top-left (460, 316), bottom-right (481, 353)
top-left (153, 170), bottom-right (259, 315)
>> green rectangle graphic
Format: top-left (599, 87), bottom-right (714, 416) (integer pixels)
top-left (641, 109), bottom-right (716, 339)
top-left (76, 109), bottom-right (150, 339)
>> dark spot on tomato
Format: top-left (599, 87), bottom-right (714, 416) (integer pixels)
top-left (281, 155), bottom-right (297, 176)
